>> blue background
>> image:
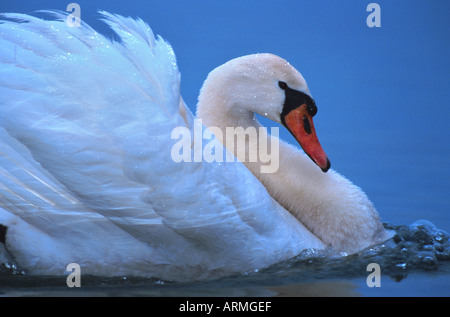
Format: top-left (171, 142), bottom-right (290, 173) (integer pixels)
top-left (1, 0), bottom-right (449, 232)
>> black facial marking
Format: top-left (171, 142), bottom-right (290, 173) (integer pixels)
top-left (279, 81), bottom-right (288, 90)
top-left (307, 101), bottom-right (317, 117)
top-left (279, 81), bottom-right (317, 126)
top-left (0, 224), bottom-right (7, 244)
top-left (303, 115), bottom-right (311, 134)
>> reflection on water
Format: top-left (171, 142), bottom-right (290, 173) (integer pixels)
top-left (1, 220), bottom-right (449, 297)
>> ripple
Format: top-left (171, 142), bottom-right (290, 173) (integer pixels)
top-left (263, 220), bottom-right (450, 283)
top-left (1, 220), bottom-right (449, 291)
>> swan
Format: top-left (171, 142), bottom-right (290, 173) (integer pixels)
top-left (0, 11), bottom-right (391, 281)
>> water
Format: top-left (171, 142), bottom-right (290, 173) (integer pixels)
top-left (0, 1), bottom-right (449, 297)
top-left (1, 221), bottom-right (449, 296)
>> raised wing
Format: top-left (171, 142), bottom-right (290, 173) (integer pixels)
top-left (0, 12), bottom-right (323, 280)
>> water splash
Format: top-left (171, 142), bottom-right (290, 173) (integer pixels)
top-left (259, 220), bottom-right (450, 283)
top-left (1, 220), bottom-right (449, 292)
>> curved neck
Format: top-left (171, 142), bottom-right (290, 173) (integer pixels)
top-left (196, 85), bottom-right (387, 253)
top-left (196, 75), bottom-right (322, 228)
top-left (197, 94), bottom-right (258, 132)
top-left (197, 90), bottom-right (278, 173)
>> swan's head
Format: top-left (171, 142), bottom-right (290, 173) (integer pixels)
top-left (197, 53), bottom-right (330, 172)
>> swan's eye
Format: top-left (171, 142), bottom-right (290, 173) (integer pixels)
top-left (278, 81), bottom-right (288, 90)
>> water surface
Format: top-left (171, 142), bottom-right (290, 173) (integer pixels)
top-left (1, 221), bottom-right (449, 296)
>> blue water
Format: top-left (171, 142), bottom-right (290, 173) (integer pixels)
top-left (0, 0), bottom-right (449, 296)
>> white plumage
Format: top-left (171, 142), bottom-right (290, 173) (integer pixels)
top-left (0, 11), bottom-right (390, 281)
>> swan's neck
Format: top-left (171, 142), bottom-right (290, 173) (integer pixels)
top-left (197, 98), bottom-right (258, 132)
top-left (197, 89), bottom-right (316, 202)
top-left (197, 90), bottom-right (274, 171)
top-left (197, 90), bottom-right (387, 253)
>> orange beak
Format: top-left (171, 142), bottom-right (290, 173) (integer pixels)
top-left (283, 104), bottom-right (330, 172)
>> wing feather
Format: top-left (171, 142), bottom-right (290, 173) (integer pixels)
top-left (0, 12), bottom-right (323, 279)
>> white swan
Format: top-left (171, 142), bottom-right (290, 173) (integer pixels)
top-left (0, 12), bottom-right (391, 281)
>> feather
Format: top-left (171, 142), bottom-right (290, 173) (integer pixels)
top-left (0, 11), bottom-right (321, 281)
